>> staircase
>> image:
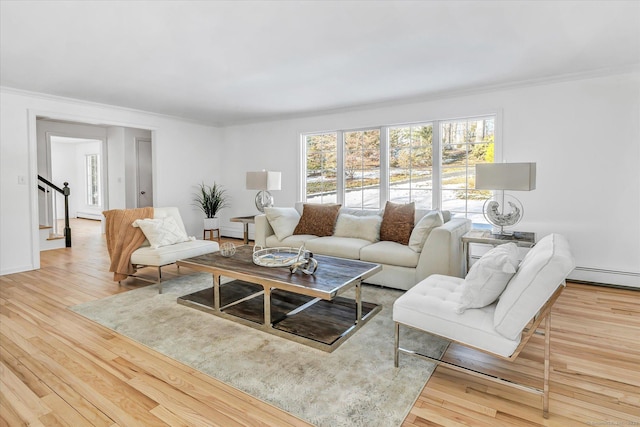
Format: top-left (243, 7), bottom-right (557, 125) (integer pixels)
top-left (39, 224), bottom-right (66, 251)
top-left (38, 176), bottom-right (72, 250)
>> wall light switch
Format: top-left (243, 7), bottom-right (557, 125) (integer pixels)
top-left (18, 175), bottom-right (27, 185)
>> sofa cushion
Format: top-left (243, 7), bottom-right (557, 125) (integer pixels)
top-left (408, 210), bottom-right (443, 252)
top-left (456, 243), bottom-right (519, 314)
top-left (360, 241), bottom-right (420, 268)
top-left (293, 203), bottom-right (341, 237)
top-left (334, 213), bottom-right (382, 242)
top-left (266, 234), bottom-right (317, 249)
top-left (393, 275), bottom-right (521, 358)
top-left (494, 234), bottom-right (575, 340)
top-left (304, 236), bottom-right (371, 260)
top-left (264, 207), bottom-right (300, 241)
top-left (132, 217), bottom-right (192, 249)
top-left (380, 201), bottom-right (415, 245)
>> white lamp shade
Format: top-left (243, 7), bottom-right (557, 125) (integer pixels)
top-left (246, 171), bottom-right (281, 191)
top-left (475, 163), bottom-right (536, 191)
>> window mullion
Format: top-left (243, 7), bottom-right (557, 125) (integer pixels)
top-left (380, 126), bottom-right (389, 206)
top-left (432, 121), bottom-right (442, 210)
top-left (336, 130), bottom-right (344, 205)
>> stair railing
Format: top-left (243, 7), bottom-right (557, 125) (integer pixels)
top-left (37, 176), bottom-right (71, 247)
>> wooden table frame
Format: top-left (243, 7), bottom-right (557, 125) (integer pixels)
top-left (176, 246), bottom-right (382, 351)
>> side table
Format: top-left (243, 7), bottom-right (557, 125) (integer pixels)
top-left (462, 229), bottom-right (536, 274)
top-left (230, 215), bottom-right (255, 245)
top-left (204, 228), bottom-right (221, 242)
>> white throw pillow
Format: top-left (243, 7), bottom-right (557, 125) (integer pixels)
top-left (333, 213), bottom-right (382, 242)
top-left (264, 207), bottom-right (300, 241)
top-left (456, 242), bottom-right (519, 313)
top-left (408, 210), bottom-right (444, 252)
top-left (132, 217), bottom-right (192, 249)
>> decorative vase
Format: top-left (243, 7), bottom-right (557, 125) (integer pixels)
top-left (204, 217), bottom-right (219, 230)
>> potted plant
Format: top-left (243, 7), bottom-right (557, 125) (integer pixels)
top-left (194, 182), bottom-right (230, 230)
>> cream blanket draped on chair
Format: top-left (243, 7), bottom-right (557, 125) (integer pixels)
top-left (103, 207), bottom-right (154, 282)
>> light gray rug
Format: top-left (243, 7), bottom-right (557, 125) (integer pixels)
top-left (70, 273), bottom-right (448, 427)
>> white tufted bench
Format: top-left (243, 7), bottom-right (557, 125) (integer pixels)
top-left (393, 233), bottom-right (575, 418)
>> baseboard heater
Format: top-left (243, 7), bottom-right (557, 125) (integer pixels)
top-left (469, 255), bottom-right (639, 290)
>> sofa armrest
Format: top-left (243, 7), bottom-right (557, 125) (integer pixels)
top-left (416, 218), bottom-right (471, 281)
top-left (254, 214), bottom-right (274, 247)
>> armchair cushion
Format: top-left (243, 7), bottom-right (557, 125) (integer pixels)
top-left (133, 216), bottom-right (192, 249)
top-left (494, 234), bottom-right (575, 340)
top-left (456, 242), bottom-right (519, 313)
top-left (393, 274), bottom-right (521, 357)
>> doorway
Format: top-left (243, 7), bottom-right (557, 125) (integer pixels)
top-left (36, 118), bottom-right (154, 253)
top-left (136, 138), bottom-right (153, 208)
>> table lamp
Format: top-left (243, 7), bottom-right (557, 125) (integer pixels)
top-left (475, 162), bottom-right (536, 235)
top-left (246, 170), bottom-right (281, 213)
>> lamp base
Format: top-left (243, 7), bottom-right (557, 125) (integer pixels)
top-left (255, 191), bottom-right (274, 213)
top-left (483, 193), bottom-right (523, 234)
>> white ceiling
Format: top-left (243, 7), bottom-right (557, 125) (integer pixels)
top-left (1, 1), bottom-right (638, 126)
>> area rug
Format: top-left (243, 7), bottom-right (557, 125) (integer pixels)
top-left (70, 273), bottom-right (448, 427)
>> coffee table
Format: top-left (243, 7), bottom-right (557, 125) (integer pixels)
top-left (176, 246), bottom-right (382, 351)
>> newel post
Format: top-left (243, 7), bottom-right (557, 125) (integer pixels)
top-left (63, 182), bottom-right (71, 247)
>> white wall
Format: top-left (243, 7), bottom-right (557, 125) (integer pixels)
top-left (0, 88), bottom-right (222, 275)
top-left (3, 73), bottom-right (638, 287)
top-left (220, 72), bottom-right (640, 288)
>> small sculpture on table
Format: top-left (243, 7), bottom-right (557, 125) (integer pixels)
top-left (289, 250), bottom-right (318, 275)
top-left (220, 242), bottom-right (236, 257)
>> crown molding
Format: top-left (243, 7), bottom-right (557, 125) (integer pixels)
top-left (0, 86), bottom-right (220, 128)
top-left (221, 64), bottom-right (640, 127)
top-left (4, 64), bottom-right (638, 128)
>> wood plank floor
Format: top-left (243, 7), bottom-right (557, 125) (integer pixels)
top-left (1, 218), bottom-right (639, 426)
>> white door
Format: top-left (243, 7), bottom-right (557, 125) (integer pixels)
top-left (136, 138), bottom-right (153, 207)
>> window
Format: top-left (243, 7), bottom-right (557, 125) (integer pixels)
top-left (86, 154), bottom-right (101, 206)
top-left (304, 133), bottom-right (338, 204)
top-left (389, 123), bottom-right (433, 209)
top-left (441, 117), bottom-right (494, 222)
top-left (301, 115), bottom-right (496, 222)
top-left (344, 129), bottom-right (380, 209)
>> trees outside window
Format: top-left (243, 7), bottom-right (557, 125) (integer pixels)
top-left (304, 133), bottom-right (338, 204)
top-left (302, 115), bottom-right (495, 222)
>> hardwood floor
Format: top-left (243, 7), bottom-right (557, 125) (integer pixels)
top-left (1, 219), bottom-right (638, 426)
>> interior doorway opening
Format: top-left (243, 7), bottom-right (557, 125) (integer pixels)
top-left (35, 118), bottom-right (154, 253)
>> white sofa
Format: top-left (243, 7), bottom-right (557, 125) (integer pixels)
top-left (254, 203), bottom-right (471, 290)
top-left (129, 207), bottom-right (219, 292)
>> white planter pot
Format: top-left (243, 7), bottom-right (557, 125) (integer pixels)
top-left (204, 217), bottom-right (220, 229)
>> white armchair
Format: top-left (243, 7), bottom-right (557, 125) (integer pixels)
top-left (104, 207), bottom-right (219, 293)
top-left (393, 233), bottom-right (575, 418)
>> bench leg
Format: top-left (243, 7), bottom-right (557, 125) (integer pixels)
top-left (394, 322), bottom-right (400, 367)
top-left (157, 266), bottom-right (163, 294)
top-left (543, 312), bottom-right (551, 419)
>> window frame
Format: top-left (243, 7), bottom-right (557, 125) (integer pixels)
top-left (300, 111), bottom-right (501, 220)
top-left (86, 153), bottom-right (101, 207)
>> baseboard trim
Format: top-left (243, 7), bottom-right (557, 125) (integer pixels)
top-left (569, 266), bottom-right (639, 290)
top-left (1, 264), bottom-right (35, 276)
top-left (77, 212), bottom-right (103, 220)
